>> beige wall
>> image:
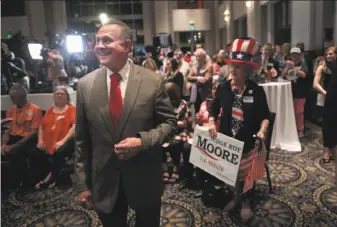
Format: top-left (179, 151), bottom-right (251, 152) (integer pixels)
top-left (172, 9), bottom-right (211, 32)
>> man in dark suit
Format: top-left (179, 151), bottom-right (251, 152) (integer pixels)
top-left (256, 43), bottom-right (280, 78)
top-left (74, 20), bottom-right (177, 227)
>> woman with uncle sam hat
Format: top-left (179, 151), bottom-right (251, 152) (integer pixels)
top-left (208, 37), bottom-right (271, 221)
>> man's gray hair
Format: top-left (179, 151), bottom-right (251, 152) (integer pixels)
top-left (104, 19), bottom-right (133, 47)
top-left (9, 84), bottom-right (28, 96)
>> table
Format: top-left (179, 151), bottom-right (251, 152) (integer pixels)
top-left (259, 81), bottom-right (301, 152)
top-left (1, 92), bottom-right (77, 111)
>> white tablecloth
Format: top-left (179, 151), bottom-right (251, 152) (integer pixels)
top-left (259, 82), bottom-right (301, 152)
top-left (1, 92), bottom-right (77, 111)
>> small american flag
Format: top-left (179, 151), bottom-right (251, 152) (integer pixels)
top-left (243, 141), bottom-right (267, 193)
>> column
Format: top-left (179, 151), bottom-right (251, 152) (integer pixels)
top-left (222, 28), bottom-right (227, 48)
top-left (174, 32), bottom-right (180, 48)
top-left (314, 1), bottom-right (324, 50)
top-left (51, 1), bottom-right (67, 36)
top-left (154, 1), bottom-right (171, 34)
top-left (238, 19), bottom-right (245, 37)
top-left (168, 0), bottom-right (177, 43)
top-left (291, 1), bottom-right (315, 50)
top-left (25, 0), bottom-right (47, 41)
top-left (142, 1), bottom-right (155, 45)
top-left (266, 2), bottom-right (275, 43)
top-left (213, 0), bottom-right (220, 51)
top-left (204, 0), bottom-right (217, 53)
top-left (247, 0), bottom-right (261, 41)
top-left (333, 1), bottom-right (337, 45)
top-left (226, 2), bottom-right (234, 44)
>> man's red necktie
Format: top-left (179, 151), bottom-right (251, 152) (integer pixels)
top-left (109, 73), bottom-right (123, 128)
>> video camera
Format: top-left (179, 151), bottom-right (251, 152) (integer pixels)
top-left (40, 47), bottom-right (51, 60)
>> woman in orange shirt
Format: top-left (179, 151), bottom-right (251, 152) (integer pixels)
top-left (34, 86), bottom-right (76, 190)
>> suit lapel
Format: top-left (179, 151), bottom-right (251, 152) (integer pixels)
top-left (95, 67), bottom-right (118, 139)
top-left (119, 63), bottom-right (141, 136)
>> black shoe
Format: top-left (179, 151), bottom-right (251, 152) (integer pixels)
top-left (179, 178), bottom-right (197, 191)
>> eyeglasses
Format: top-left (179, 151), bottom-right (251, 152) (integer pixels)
top-left (54, 93), bottom-right (67, 96)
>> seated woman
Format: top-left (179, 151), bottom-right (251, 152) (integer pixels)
top-left (163, 82), bottom-right (193, 184)
top-left (208, 38), bottom-right (270, 221)
top-left (34, 86), bottom-right (76, 189)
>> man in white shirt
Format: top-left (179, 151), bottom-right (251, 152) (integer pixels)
top-left (74, 20), bottom-right (177, 227)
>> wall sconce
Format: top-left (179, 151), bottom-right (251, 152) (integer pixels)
top-left (223, 9), bottom-right (230, 22)
top-left (245, 1), bottom-right (252, 8)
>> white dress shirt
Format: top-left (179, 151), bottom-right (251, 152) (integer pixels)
top-left (106, 60), bottom-right (131, 101)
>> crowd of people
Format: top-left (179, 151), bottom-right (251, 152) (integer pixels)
top-left (1, 19), bottom-right (337, 226)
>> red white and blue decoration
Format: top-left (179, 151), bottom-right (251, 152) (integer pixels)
top-left (225, 37), bottom-right (260, 70)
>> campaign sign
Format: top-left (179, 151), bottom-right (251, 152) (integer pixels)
top-left (189, 126), bottom-right (244, 187)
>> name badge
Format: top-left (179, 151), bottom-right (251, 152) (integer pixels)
top-left (57, 115), bottom-right (65, 120)
top-left (243, 96), bottom-right (254, 103)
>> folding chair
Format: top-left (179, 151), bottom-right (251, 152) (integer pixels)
top-left (265, 112), bottom-right (276, 194)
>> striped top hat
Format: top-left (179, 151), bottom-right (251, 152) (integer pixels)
top-left (225, 37), bottom-right (260, 70)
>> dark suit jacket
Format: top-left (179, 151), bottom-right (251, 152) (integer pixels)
top-left (256, 55), bottom-right (280, 77)
top-left (210, 79), bottom-right (270, 153)
top-left (74, 63), bottom-right (177, 213)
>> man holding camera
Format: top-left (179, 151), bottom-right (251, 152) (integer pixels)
top-left (45, 49), bottom-right (67, 88)
top-left (1, 43), bottom-right (29, 93)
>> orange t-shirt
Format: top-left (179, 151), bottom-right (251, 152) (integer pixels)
top-left (41, 104), bottom-right (76, 154)
top-left (6, 103), bottom-right (42, 137)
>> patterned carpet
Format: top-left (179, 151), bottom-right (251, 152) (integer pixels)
top-left (2, 122), bottom-right (337, 227)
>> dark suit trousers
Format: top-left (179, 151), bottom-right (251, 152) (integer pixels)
top-left (97, 178), bottom-right (161, 227)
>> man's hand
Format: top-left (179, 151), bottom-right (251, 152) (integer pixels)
top-left (1, 145), bottom-right (9, 154)
top-left (37, 141), bottom-right (46, 150)
top-left (114, 138), bottom-right (142, 160)
top-left (271, 68), bottom-right (278, 77)
top-left (177, 121), bottom-right (186, 128)
top-left (1, 118), bottom-right (13, 124)
top-left (54, 140), bottom-right (65, 151)
top-left (199, 77), bottom-right (206, 83)
top-left (2, 144), bottom-right (18, 154)
top-left (75, 190), bottom-right (93, 210)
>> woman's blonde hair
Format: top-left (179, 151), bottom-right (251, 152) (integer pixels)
top-left (314, 56), bottom-right (325, 74)
top-left (323, 46), bottom-right (337, 73)
top-left (54, 85), bottom-right (71, 104)
top-left (142, 58), bottom-right (158, 72)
